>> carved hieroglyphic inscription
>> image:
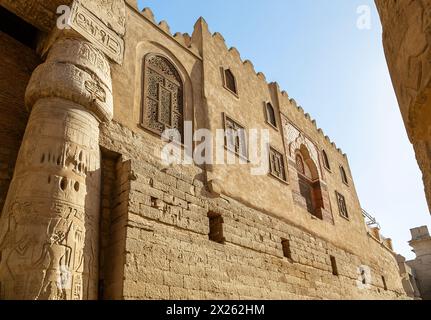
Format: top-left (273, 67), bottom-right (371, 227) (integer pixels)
top-left (80, 0), bottom-right (126, 36)
top-left (0, 36), bottom-right (110, 300)
top-left (70, 1), bottom-right (125, 64)
top-left (0, 101), bottom-right (101, 300)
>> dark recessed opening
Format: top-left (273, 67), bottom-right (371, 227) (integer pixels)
top-left (208, 212), bottom-right (225, 244)
top-left (150, 197), bottom-right (158, 208)
top-left (0, 6), bottom-right (39, 49)
top-left (60, 177), bottom-right (68, 191)
top-left (330, 255), bottom-right (339, 276)
top-left (361, 269), bottom-right (366, 284)
top-left (281, 238), bottom-right (292, 260)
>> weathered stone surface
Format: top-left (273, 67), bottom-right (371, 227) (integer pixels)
top-left (0, 0), bottom-right (412, 300)
top-left (375, 0), bottom-right (431, 213)
top-left (69, 1), bottom-right (125, 64)
top-left (0, 34), bottom-right (113, 299)
top-left (98, 121), bottom-right (407, 300)
top-left (406, 226), bottom-right (431, 300)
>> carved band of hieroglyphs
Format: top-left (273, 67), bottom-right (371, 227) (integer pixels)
top-left (25, 62), bottom-right (113, 122)
top-left (69, 1), bottom-right (124, 65)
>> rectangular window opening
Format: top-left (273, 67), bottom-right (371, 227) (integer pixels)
top-left (281, 238), bottom-right (292, 260)
top-left (208, 212), bottom-right (225, 244)
top-left (224, 114), bottom-right (248, 160)
top-left (336, 191), bottom-right (349, 219)
top-left (269, 147), bottom-right (287, 182)
top-left (150, 197), bottom-right (158, 208)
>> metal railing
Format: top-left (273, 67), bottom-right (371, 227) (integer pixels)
top-left (361, 208), bottom-right (381, 229)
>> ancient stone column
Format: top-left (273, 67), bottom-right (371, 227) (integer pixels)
top-left (0, 36), bottom-right (113, 300)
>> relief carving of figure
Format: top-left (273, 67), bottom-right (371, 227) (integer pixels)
top-left (35, 218), bottom-right (73, 300)
top-left (0, 202), bottom-right (47, 297)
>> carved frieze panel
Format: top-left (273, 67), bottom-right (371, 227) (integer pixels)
top-left (0, 198), bottom-right (97, 300)
top-left (69, 1), bottom-right (125, 65)
top-left (142, 54), bottom-right (184, 139)
top-left (80, 0), bottom-right (126, 36)
top-left (0, 0), bottom-right (125, 64)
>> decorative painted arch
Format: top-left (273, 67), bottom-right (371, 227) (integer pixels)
top-left (289, 134), bottom-right (322, 180)
top-left (295, 144), bottom-right (320, 181)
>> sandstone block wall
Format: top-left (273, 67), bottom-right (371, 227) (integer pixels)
top-left (99, 121), bottom-right (406, 300)
top-left (114, 4), bottom-right (395, 263)
top-left (94, 3), bottom-right (408, 300)
top-left (0, 32), bottom-right (39, 213)
top-left (0, 0), bottom-right (411, 300)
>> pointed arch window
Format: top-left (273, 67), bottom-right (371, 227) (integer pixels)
top-left (265, 103), bottom-right (277, 128)
top-left (296, 154), bottom-right (305, 175)
top-left (223, 68), bottom-right (237, 95)
top-left (340, 166), bottom-right (349, 185)
top-left (322, 150), bottom-right (331, 170)
top-left (294, 149), bottom-right (324, 220)
top-left (142, 54), bottom-right (184, 141)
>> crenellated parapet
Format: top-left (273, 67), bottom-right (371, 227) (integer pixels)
top-left (137, 6), bottom-right (201, 57)
top-left (277, 87), bottom-right (347, 159)
top-left (187, 15), bottom-right (347, 159)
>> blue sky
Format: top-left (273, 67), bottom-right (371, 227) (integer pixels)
top-left (137, 0), bottom-right (431, 259)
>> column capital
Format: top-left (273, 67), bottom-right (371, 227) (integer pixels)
top-left (26, 36), bottom-right (114, 123)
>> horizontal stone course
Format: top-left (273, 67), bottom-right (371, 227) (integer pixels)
top-left (95, 100), bottom-right (408, 300)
